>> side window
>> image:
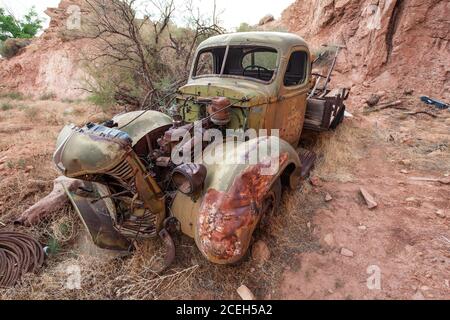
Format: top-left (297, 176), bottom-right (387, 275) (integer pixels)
top-left (195, 51), bottom-right (214, 76)
top-left (284, 51), bottom-right (308, 86)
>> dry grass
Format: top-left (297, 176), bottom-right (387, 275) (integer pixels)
top-left (0, 241), bottom-right (199, 300)
top-left (0, 180), bottom-right (323, 300)
top-left (0, 97), bottom-right (329, 300)
top-left (0, 185), bottom-right (321, 299)
top-left (2, 92), bottom-right (446, 299)
top-left (306, 119), bottom-right (376, 182)
top-left (371, 105), bottom-right (450, 174)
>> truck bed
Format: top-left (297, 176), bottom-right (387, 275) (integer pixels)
top-left (304, 88), bottom-right (349, 132)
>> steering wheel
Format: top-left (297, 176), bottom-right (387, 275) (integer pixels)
top-left (243, 65), bottom-right (270, 79)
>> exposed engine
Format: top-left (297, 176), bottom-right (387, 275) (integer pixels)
top-left (53, 97), bottom-right (233, 247)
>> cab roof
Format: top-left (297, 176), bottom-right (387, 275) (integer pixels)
top-left (197, 32), bottom-right (309, 53)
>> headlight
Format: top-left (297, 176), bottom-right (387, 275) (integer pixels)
top-left (172, 164), bottom-right (207, 196)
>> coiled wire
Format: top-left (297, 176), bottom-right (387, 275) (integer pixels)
top-left (0, 231), bottom-right (45, 287)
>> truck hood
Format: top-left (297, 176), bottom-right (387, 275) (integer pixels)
top-left (179, 77), bottom-right (277, 107)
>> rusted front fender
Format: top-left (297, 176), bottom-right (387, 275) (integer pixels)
top-left (171, 136), bottom-right (301, 264)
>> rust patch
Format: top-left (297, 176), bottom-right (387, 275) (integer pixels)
top-left (197, 153), bottom-right (288, 263)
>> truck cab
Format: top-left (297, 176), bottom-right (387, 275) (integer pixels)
top-left (178, 32), bottom-right (348, 146)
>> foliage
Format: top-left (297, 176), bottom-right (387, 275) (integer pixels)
top-left (0, 91), bottom-right (24, 100)
top-left (236, 22), bottom-right (256, 32)
top-left (0, 7), bottom-right (42, 41)
top-left (82, 0), bottom-right (225, 110)
top-left (1, 102), bottom-right (14, 111)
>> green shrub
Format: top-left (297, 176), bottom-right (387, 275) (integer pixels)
top-left (1, 102), bottom-right (14, 111)
top-left (46, 237), bottom-right (61, 255)
top-left (0, 7), bottom-right (42, 41)
top-left (0, 92), bottom-right (24, 100)
top-left (88, 92), bottom-right (116, 110)
top-left (236, 22), bottom-right (256, 32)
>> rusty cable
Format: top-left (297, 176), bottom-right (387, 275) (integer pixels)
top-left (0, 231), bottom-right (45, 288)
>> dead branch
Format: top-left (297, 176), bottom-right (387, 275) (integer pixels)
top-left (409, 177), bottom-right (450, 185)
top-left (81, 0), bottom-right (223, 110)
top-left (369, 100), bottom-right (404, 112)
top-left (404, 111), bottom-right (438, 118)
top-left (14, 177), bottom-right (82, 227)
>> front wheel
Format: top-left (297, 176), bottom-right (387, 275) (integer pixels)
top-left (260, 178), bottom-right (282, 222)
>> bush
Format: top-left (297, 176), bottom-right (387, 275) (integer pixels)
top-left (1, 102), bottom-right (14, 111)
top-left (39, 92), bottom-right (57, 100)
top-left (0, 92), bottom-right (24, 100)
top-left (0, 7), bottom-right (42, 41)
top-left (237, 23), bottom-right (256, 32)
top-left (0, 38), bottom-right (31, 58)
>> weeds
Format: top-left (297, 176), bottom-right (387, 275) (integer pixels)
top-left (46, 237), bottom-right (61, 255)
top-left (309, 120), bottom-right (375, 182)
top-left (1, 102), bottom-right (14, 111)
top-left (17, 158), bottom-right (26, 169)
top-left (0, 92), bottom-right (24, 100)
top-left (6, 160), bottom-right (14, 169)
top-left (39, 92), bottom-right (57, 101)
top-left (24, 106), bottom-right (39, 119)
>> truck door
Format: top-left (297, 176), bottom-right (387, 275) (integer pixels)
top-left (268, 47), bottom-right (310, 146)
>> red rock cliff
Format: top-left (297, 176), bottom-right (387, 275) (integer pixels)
top-left (279, 0), bottom-right (449, 100)
top-left (0, 0), bottom-right (92, 99)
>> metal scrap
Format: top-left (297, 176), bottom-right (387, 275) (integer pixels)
top-left (420, 96), bottom-right (449, 110)
top-left (0, 231), bottom-right (45, 288)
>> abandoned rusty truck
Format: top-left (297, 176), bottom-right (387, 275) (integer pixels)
top-left (53, 32), bottom-right (349, 266)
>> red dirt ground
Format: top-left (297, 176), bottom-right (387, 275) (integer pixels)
top-left (279, 97), bottom-right (450, 300)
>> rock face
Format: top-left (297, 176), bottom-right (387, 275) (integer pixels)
top-left (278, 0), bottom-right (450, 100)
top-left (259, 14), bottom-right (275, 26)
top-left (0, 0), bottom-right (91, 99)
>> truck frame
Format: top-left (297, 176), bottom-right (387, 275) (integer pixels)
top-left (53, 32), bottom-right (348, 267)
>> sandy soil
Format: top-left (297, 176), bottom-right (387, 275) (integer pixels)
top-left (0, 94), bottom-right (448, 300)
top-left (279, 95), bottom-right (450, 300)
